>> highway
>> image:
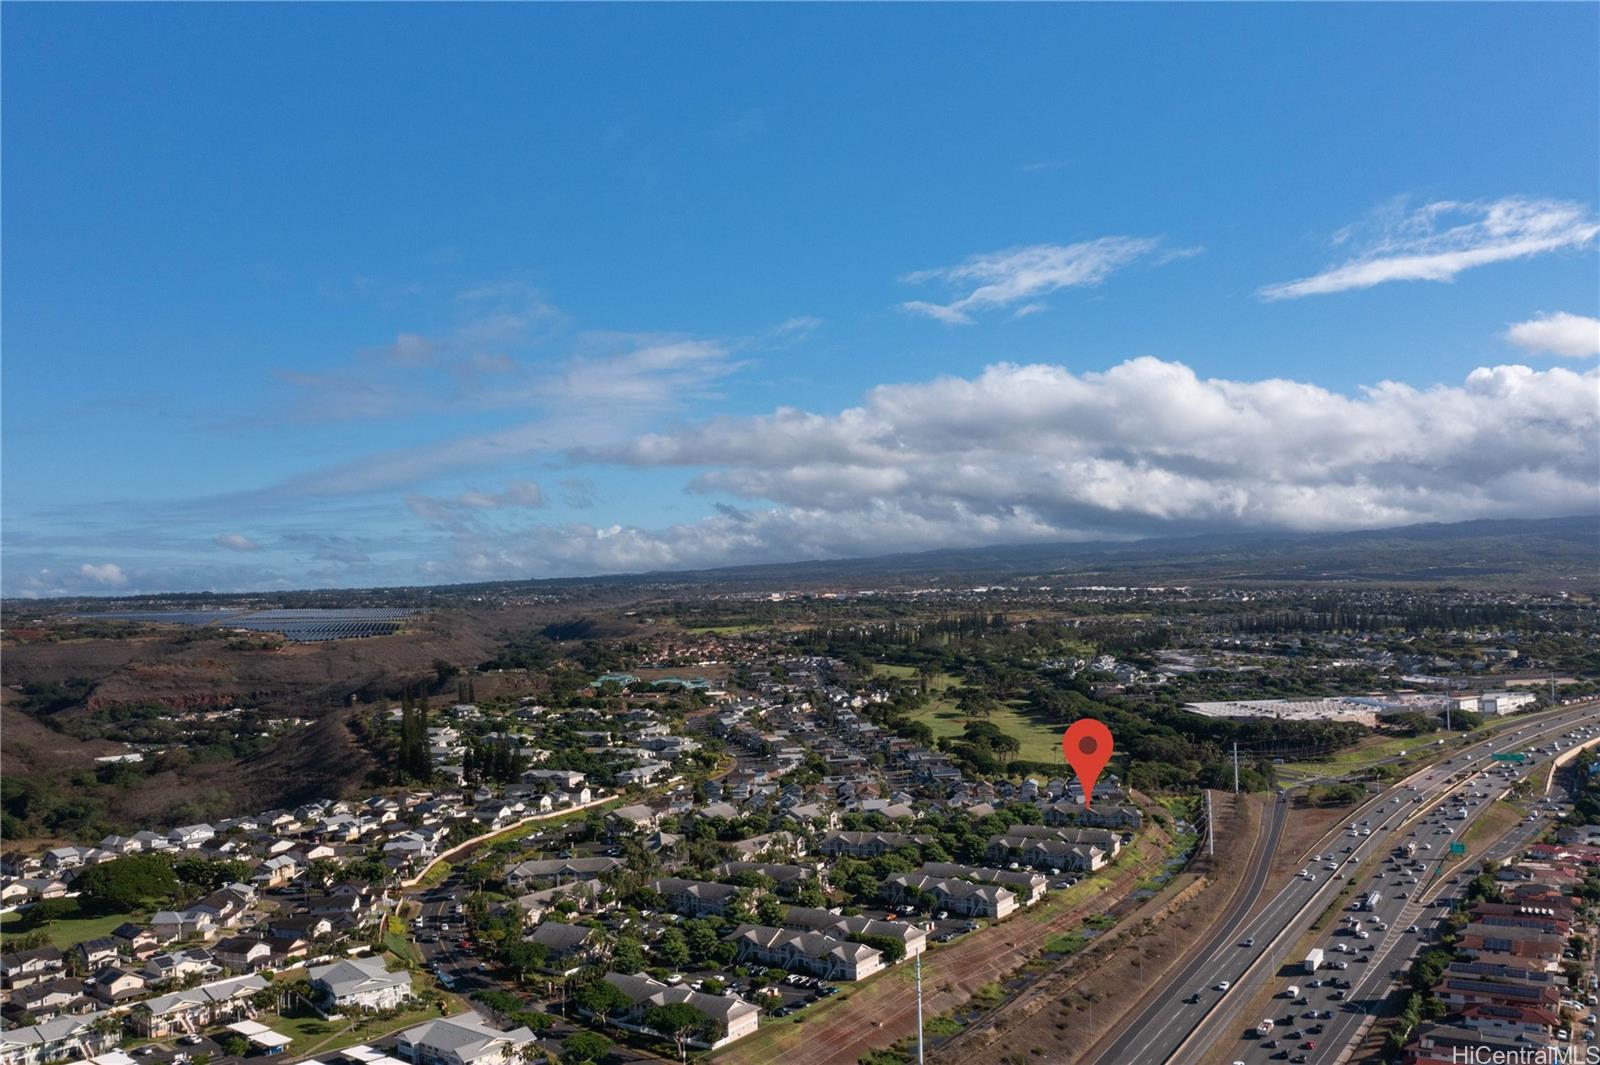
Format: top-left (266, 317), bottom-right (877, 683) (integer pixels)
top-left (1084, 700), bottom-right (1600, 1065)
top-left (1084, 793), bottom-right (1288, 1064)
top-left (1195, 704), bottom-right (1600, 1065)
top-left (1214, 778), bottom-right (1566, 1065)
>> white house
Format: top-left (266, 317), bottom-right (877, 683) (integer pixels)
top-left (393, 1014), bottom-right (537, 1065)
top-left (308, 955), bottom-right (413, 1014)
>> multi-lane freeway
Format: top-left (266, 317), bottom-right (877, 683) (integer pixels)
top-left (1215, 773), bottom-right (1571, 1065)
top-left (1088, 700), bottom-right (1600, 1065)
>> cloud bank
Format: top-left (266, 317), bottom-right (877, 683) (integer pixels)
top-left (402, 356), bottom-right (1598, 581)
top-left (16, 356), bottom-right (1597, 594)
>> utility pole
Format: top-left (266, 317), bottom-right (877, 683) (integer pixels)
top-left (1207, 790), bottom-right (1215, 857)
top-left (1233, 743), bottom-right (1240, 794)
top-left (915, 952), bottom-right (925, 1065)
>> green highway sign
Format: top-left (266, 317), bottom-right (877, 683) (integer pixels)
top-left (1491, 752), bottom-right (1527, 763)
top-left (1449, 842), bottom-right (1466, 855)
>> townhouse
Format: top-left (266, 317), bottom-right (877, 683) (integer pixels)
top-left (393, 1014), bottom-right (539, 1065)
top-left (5, 977), bottom-right (91, 1023)
top-left (648, 877), bottom-right (744, 918)
top-left (504, 857), bottom-right (621, 891)
top-left (599, 972), bottom-right (761, 1050)
top-left (881, 872), bottom-right (1018, 919)
top-left (73, 939), bottom-right (122, 974)
top-left (1455, 922), bottom-right (1564, 962)
top-left (132, 974), bottom-right (268, 1037)
top-left (524, 921), bottom-right (598, 976)
top-left (1040, 800), bottom-right (1143, 831)
top-left (816, 831), bottom-right (935, 859)
top-left (1434, 974), bottom-right (1561, 1013)
top-left (0, 949), bottom-right (64, 993)
top-left (918, 862), bottom-right (1049, 905)
top-left (0, 1012), bottom-right (119, 1065)
top-left (711, 861), bottom-right (818, 896)
top-left (212, 936), bottom-right (274, 974)
top-left (984, 825), bottom-right (1114, 872)
top-left (726, 924), bottom-right (884, 981)
top-left (87, 967), bottom-right (146, 1006)
top-left (1406, 1023), bottom-right (1544, 1065)
top-left (781, 906), bottom-right (930, 960)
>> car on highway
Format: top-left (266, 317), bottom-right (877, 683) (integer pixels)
top-left (1215, 981), bottom-right (1231, 991)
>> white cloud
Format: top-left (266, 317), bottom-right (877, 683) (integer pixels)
top-left (78, 562), bottom-right (128, 587)
top-left (215, 533), bottom-right (261, 552)
top-left (263, 334), bottom-right (742, 499)
top-left (1260, 196), bottom-right (1600, 300)
top-left (585, 356), bottom-right (1597, 547)
top-left (1505, 311), bottom-right (1600, 359)
top-left (459, 480), bottom-right (544, 509)
top-left (768, 316), bottom-right (823, 342)
top-left (388, 356), bottom-right (1600, 584)
top-left (899, 238), bottom-right (1177, 324)
top-left (407, 480), bottom-right (546, 527)
top-left (382, 332), bottom-right (437, 365)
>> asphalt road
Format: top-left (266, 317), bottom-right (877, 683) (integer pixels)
top-left (1083, 700), bottom-right (1600, 1065)
top-left (1086, 792), bottom-right (1289, 1064)
top-left (1191, 703), bottom-right (1600, 1065)
top-left (1227, 791), bottom-right (1567, 1065)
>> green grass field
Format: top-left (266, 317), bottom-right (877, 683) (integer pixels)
top-left (261, 1011), bottom-right (342, 1047)
top-left (261, 1001), bottom-right (454, 1057)
top-left (1278, 710), bottom-right (1553, 784)
top-left (0, 902), bottom-right (135, 950)
top-left (1276, 733), bottom-right (1446, 782)
top-left (873, 664), bottom-right (1065, 765)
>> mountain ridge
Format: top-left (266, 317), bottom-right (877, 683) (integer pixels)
top-left (14, 514), bottom-right (1598, 606)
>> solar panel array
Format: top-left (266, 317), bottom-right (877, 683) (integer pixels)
top-left (73, 607), bottom-right (416, 642)
top-left (225, 608), bottom-right (416, 641)
top-left (78, 609), bottom-right (245, 626)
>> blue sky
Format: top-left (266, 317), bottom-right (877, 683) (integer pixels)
top-left (4, 4), bottom-right (1597, 596)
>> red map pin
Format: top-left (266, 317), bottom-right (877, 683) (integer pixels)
top-left (1063, 719), bottom-right (1114, 809)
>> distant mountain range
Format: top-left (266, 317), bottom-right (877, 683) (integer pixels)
top-left (598, 514), bottom-right (1600, 591)
top-left (16, 516), bottom-right (1599, 609)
